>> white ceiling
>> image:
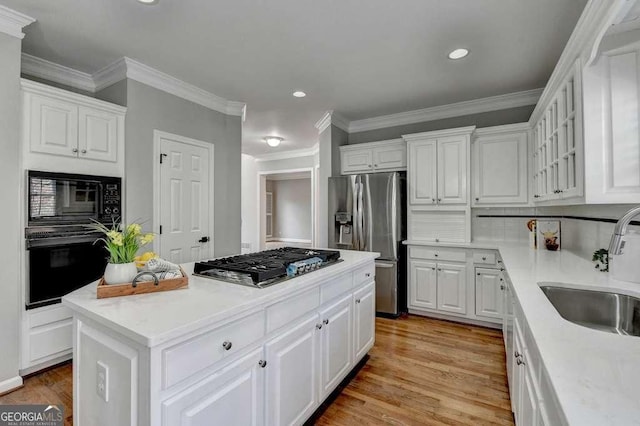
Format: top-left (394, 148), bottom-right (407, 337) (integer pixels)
top-left (3, 0), bottom-right (587, 156)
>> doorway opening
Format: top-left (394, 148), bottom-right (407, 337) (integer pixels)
top-left (258, 169), bottom-right (315, 251)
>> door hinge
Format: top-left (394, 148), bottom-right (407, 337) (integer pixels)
top-left (159, 225), bottom-right (163, 235)
top-left (160, 153), bottom-right (168, 164)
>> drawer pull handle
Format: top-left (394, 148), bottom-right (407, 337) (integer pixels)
top-left (258, 360), bottom-right (267, 368)
top-left (516, 357), bottom-right (525, 366)
top-left (500, 285), bottom-right (505, 290)
top-left (355, 299), bottom-right (361, 304)
top-left (222, 341), bottom-right (232, 351)
top-left (316, 323), bottom-right (323, 330)
top-left (514, 350), bottom-right (521, 358)
top-left (323, 318), bottom-right (329, 325)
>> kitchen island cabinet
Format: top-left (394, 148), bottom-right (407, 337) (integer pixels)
top-left (62, 250), bottom-right (378, 426)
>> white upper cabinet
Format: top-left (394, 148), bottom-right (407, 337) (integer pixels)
top-left (339, 139), bottom-right (406, 174)
top-left (404, 126), bottom-right (474, 207)
top-left (22, 79), bottom-right (126, 176)
top-left (472, 124), bottom-right (529, 206)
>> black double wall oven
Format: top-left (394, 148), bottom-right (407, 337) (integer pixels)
top-left (26, 171), bottom-right (122, 309)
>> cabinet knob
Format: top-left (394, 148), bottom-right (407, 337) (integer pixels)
top-left (374, 164), bottom-right (378, 167)
top-left (434, 253), bottom-right (438, 257)
top-left (500, 285), bottom-right (505, 290)
top-left (316, 323), bottom-right (323, 330)
top-left (323, 318), bottom-right (329, 325)
top-left (431, 198), bottom-right (436, 203)
top-left (475, 197), bottom-right (480, 201)
top-left (355, 299), bottom-right (361, 304)
top-left (72, 148), bottom-right (78, 153)
top-left (437, 198), bottom-right (442, 202)
top-left (477, 272), bottom-right (481, 276)
top-left (514, 350), bottom-right (521, 358)
top-left (365, 273), bottom-right (371, 277)
top-left (432, 267), bottom-right (436, 271)
top-left (437, 268), bottom-right (442, 272)
top-left (516, 357), bottom-right (525, 366)
top-left (222, 341), bottom-right (232, 350)
top-left (482, 256), bottom-right (486, 261)
top-left (368, 165), bottom-right (372, 168)
top-left (81, 149), bottom-right (87, 154)
top-left (258, 360), bottom-right (267, 368)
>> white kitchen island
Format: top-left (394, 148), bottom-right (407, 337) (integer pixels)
top-left (62, 249), bottom-right (378, 426)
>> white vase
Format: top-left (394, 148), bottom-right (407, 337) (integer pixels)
top-left (104, 262), bottom-right (138, 285)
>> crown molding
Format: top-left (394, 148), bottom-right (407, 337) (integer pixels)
top-left (473, 122), bottom-right (531, 137)
top-left (0, 5), bottom-right (35, 39)
top-left (314, 110), bottom-right (349, 133)
top-left (349, 89), bottom-right (542, 134)
top-left (529, 0), bottom-right (627, 125)
top-left (402, 125), bottom-right (476, 142)
top-left (20, 54), bottom-right (246, 119)
top-left (21, 53), bottom-right (95, 92)
top-left (253, 144), bottom-right (319, 162)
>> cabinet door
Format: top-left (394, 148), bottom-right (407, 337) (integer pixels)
top-left (265, 313), bottom-right (320, 426)
top-left (162, 347), bottom-right (265, 426)
top-left (408, 260), bottom-right (437, 310)
top-left (473, 132), bottom-right (528, 205)
top-left (408, 139), bottom-right (438, 205)
top-left (437, 136), bottom-right (467, 204)
top-left (318, 294), bottom-right (353, 399)
top-left (372, 144), bottom-right (406, 171)
top-left (341, 149), bottom-right (373, 174)
top-left (78, 106), bottom-right (118, 162)
top-left (436, 263), bottom-right (467, 314)
top-left (475, 268), bottom-right (504, 320)
top-left (519, 360), bottom-right (539, 426)
top-left (28, 93), bottom-right (79, 158)
top-left (353, 282), bottom-right (375, 361)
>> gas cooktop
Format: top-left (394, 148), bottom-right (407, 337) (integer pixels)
top-left (193, 247), bottom-right (342, 288)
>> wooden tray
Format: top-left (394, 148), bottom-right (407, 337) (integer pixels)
top-left (97, 267), bottom-right (189, 299)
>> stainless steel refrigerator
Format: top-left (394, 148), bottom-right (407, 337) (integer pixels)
top-left (328, 172), bottom-right (406, 316)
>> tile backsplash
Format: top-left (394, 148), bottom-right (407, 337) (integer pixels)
top-left (472, 204), bottom-right (640, 260)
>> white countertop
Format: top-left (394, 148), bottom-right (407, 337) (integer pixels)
top-left (495, 244), bottom-right (640, 426)
top-left (62, 249), bottom-right (378, 348)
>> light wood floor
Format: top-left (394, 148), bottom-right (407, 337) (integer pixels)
top-left (0, 316), bottom-right (513, 426)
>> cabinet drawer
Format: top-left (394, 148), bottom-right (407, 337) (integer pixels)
top-left (162, 310), bottom-right (265, 389)
top-left (267, 287), bottom-right (320, 333)
top-left (472, 251), bottom-right (496, 265)
top-left (28, 318), bottom-right (72, 363)
top-left (321, 272), bottom-right (352, 304)
top-left (29, 304), bottom-right (73, 328)
top-left (409, 247), bottom-right (466, 263)
top-left (353, 263), bottom-right (375, 287)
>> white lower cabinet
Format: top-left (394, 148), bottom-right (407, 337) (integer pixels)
top-left (265, 313), bottom-right (321, 426)
top-left (353, 282), bottom-right (375, 361)
top-left (162, 347), bottom-right (265, 426)
top-left (408, 257), bottom-right (467, 317)
top-left (408, 260), bottom-right (437, 310)
top-left (475, 268), bottom-right (504, 321)
top-left (319, 295), bottom-right (353, 399)
top-left (436, 263), bottom-right (467, 314)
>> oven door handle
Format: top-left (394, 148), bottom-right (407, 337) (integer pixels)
top-left (26, 235), bottom-right (100, 249)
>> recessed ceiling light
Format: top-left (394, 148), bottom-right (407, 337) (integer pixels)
top-left (293, 91), bottom-right (306, 98)
top-left (137, 0), bottom-right (158, 4)
top-left (265, 137), bottom-right (283, 147)
top-left (448, 48), bottom-right (469, 60)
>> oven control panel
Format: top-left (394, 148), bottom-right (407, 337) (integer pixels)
top-left (100, 182), bottom-right (122, 220)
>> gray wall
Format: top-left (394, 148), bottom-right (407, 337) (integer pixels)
top-left (348, 105), bottom-right (535, 144)
top-left (97, 79), bottom-right (242, 256)
top-left (0, 32), bottom-right (23, 385)
top-left (270, 179), bottom-right (312, 240)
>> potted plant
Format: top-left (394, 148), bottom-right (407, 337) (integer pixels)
top-left (89, 220), bottom-right (155, 284)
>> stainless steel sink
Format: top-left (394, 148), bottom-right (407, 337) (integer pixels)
top-left (539, 285), bottom-right (640, 337)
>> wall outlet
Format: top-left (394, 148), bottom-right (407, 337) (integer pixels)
top-left (96, 361), bottom-right (109, 402)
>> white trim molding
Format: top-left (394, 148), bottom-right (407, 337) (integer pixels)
top-left (253, 144), bottom-right (319, 162)
top-left (0, 5), bottom-right (35, 39)
top-left (349, 89), bottom-right (542, 133)
top-left (21, 54), bottom-right (95, 92)
top-left (0, 375), bottom-right (23, 394)
top-left (314, 110), bottom-right (349, 133)
top-left (402, 125), bottom-right (476, 142)
top-left (473, 122), bottom-right (531, 137)
top-left (20, 54), bottom-right (246, 119)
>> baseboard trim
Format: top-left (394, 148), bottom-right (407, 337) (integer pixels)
top-left (408, 309), bottom-right (502, 329)
top-left (0, 375), bottom-right (23, 395)
top-left (20, 352), bottom-right (72, 377)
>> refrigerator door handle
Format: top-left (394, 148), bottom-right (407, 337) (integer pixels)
top-left (351, 177), bottom-right (359, 250)
top-left (356, 181), bottom-right (364, 250)
top-left (390, 173), bottom-right (398, 260)
top-left (363, 176), bottom-right (373, 251)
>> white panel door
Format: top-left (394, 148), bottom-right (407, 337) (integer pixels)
top-left (473, 132), bottom-right (528, 205)
top-left (436, 263), bottom-right (467, 314)
top-left (341, 149), bottom-right (373, 174)
top-left (159, 134), bottom-right (211, 263)
top-left (408, 260), bottom-right (437, 310)
top-left (408, 139), bottom-right (437, 205)
top-left (353, 281), bottom-right (375, 361)
top-left (318, 294), bottom-right (352, 399)
top-left (475, 268), bottom-right (504, 320)
top-left (372, 144), bottom-right (406, 171)
top-left (437, 136), bottom-right (467, 204)
top-left (29, 93), bottom-right (79, 158)
top-left (162, 347), bottom-right (265, 426)
top-left (265, 313), bottom-right (320, 426)
top-left (78, 106), bottom-right (118, 162)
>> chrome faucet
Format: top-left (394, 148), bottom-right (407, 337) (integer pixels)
top-left (609, 205), bottom-right (640, 256)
